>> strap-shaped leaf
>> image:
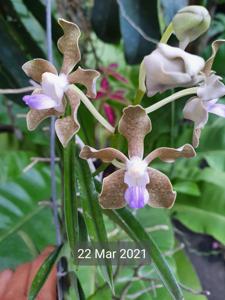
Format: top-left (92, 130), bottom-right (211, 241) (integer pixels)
top-left (104, 208), bottom-right (184, 300)
top-left (28, 245), bottom-right (62, 300)
top-left (75, 146), bottom-right (114, 292)
top-left (64, 140), bottom-right (79, 259)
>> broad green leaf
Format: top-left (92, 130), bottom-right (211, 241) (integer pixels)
top-left (0, 154), bottom-right (57, 269)
top-left (105, 208), bottom-right (184, 300)
top-left (173, 181), bottom-right (201, 197)
top-left (174, 249), bottom-right (207, 300)
top-left (119, 0), bottom-right (160, 64)
top-left (173, 182), bottom-right (225, 244)
top-left (64, 140), bottom-right (79, 259)
top-left (136, 207), bottom-right (175, 252)
top-left (28, 245), bottom-right (62, 300)
top-left (91, 0), bottom-right (121, 43)
top-left (75, 147), bottom-right (114, 292)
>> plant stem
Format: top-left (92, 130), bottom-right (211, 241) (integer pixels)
top-left (145, 87), bottom-right (197, 114)
top-left (0, 86), bottom-right (35, 94)
top-left (46, 0), bottom-right (63, 299)
top-left (160, 22), bottom-right (174, 44)
top-left (71, 85), bottom-right (115, 133)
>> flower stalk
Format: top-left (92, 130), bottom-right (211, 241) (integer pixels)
top-left (160, 22), bottom-right (174, 44)
top-left (71, 85), bottom-right (115, 133)
top-left (145, 87), bottom-right (198, 114)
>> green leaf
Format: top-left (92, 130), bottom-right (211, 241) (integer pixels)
top-left (119, 0), bottom-right (160, 64)
top-left (173, 181), bottom-right (201, 197)
top-left (64, 140), bottom-right (79, 259)
top-left (104, 208), bottom-right (184, 300)
top-left (173, 182), bottom-right (225, 244)
top-left (91, 0), bottom-right (121, 43)
top-left (28, 245), bottom-right (62, 300)
top-left (0, 153), bottom-right (57, 269)
top-left (75, 146), bottom-right (114, 292)
top-left (174, 249), bottom-right (207, 300)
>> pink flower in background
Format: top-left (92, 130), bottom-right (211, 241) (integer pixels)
top-left (95, 64), bottom-right (129, 126)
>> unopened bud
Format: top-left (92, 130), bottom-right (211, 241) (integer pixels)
top-left (172, 5), bottom-right (211, 49)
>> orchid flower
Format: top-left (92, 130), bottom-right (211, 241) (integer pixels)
top-left (183, 40), bottom-right (225, 147)
top-left (95, 64), bottom-right (128, 126)
top-left (22, 19), bottom-right (99, 147)
top-left (143, 43), bottom-right (205, 97)
top-left (80, 106), bottom-right (196, 209)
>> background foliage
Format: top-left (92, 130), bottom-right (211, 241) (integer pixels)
top-left (1, 0), bottom-right (225, 299)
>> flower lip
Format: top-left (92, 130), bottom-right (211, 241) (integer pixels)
top-left (125, 186), bottom-right (149, 209)
top-left (125, 156), bottom-right (148, 179)
top-left (124, 156), bottom-right (149, 189)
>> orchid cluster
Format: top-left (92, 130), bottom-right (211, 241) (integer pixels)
top-left (22, 5), bottom-right (225, 209)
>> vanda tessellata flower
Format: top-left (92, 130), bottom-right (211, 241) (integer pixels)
top-left (183, 40), bottom-right (225, 147)
top-left (80, 105), bottom-right (196, 209)
top-left (22, 19), bottom-right (99, 147)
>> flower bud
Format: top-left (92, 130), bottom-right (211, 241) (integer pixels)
top-left (143, 43), bottom-right (205, 97)
top-left (172, 5), bottom-right (211, 49)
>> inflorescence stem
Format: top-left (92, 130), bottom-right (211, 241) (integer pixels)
top-left (145, 87), bottom-right (198, 114)
top-left (72, 85), bottom-right (115, 133)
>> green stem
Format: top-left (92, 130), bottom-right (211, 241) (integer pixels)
top-left (160, 22), bottom-right (174, 44)
top-left (145, 87), bottom-right (197, 114)
top-left (64, 139), bottom-right (79, 260)
top-left (71, 85), bottom-right (115, 134)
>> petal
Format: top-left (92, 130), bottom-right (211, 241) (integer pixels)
top-left (58, 19), bottom-right (81, 74)
top-left (192, 127), bottom-right (202, 148)
top-left (147, 168), bottom-right (176, 208)
top-left (197, 73), bottom-right (225, 101)
top-left (23, 94), bottom-right (57, 110)
top-left (145, 144), bottom-right (196, 164)
top-left (80, 145), bottom-right (127, 163)
top-left (65, 86), bottom-right (81, 124)
top-left (144, 43), bottom-right (204, 96)
top-left (159, 43), bottom-right (205, 77)
top-left (118, 105), bottom-right (152, 158)
top-left (183, 97), bottom-right (208, 128)
top-left (207, 103), bottom-right (225, 118)
top-left (204, 39), bottom-right (225, 75)
top-left (55, 116), bottom-right (80, 147)
top-left (26, 108), bottom-right (60, 130)
top-left (68, 67), bottom-right (100, 98)
top-left (99, 169), bottom-right (127, 209)
top-left (125, 186), bottom-right (149, 209)
top-left (22, 59), bottom-right (57, 83)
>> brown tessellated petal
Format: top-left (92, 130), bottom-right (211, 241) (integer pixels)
top-left (203, 40), bottom-right (225, 75)
top-left (68, 67), bottom-right (100, 98)
top-left (147, 168), bottom-right (176, 208)
top-left (22, 59), bottom-right (57, 83)
top-left (118, 105), bottom-right (152, 158)
top-left (145, 144), bottom-right (195, 164)
top-left (80, 145), bottom-right (127, 163)
top-left (58, 19), bottom-right (81, 75)
top-left (27, 108), bottom-right (60, 131)
top-left (55, 116), bottom-right (79, 147)
top-left (99, 169), bottom-right (127, 209)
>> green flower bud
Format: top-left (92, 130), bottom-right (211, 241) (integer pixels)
top-left (172, 5), bottom-right (211, 49)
